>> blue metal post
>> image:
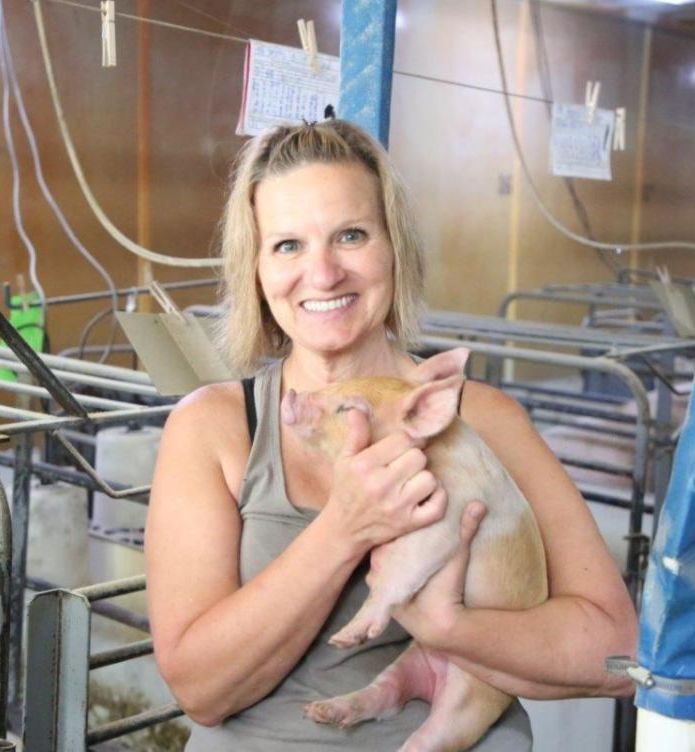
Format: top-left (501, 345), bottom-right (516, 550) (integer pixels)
top-left (339, 0), bottom-right (397, 146)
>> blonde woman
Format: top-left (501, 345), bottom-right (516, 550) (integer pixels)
top-left (146, 120), bottom-right (636, 751)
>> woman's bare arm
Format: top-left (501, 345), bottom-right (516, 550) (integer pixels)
top-left (394, 383), bottom-right (637, 700)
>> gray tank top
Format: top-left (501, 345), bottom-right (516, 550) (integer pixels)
top-left (185, 360), bottom-right (533, 751)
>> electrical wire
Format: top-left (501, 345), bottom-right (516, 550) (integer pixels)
top-left (489, 0), bottom-right (695, 254)
top-left (528, 0), bottom-right (618, 275)
top-left (32, 0), bottom-right (222, 268)
top-left (37, 0), bottom-right (248, 44)
top-left (1, 0), bottom-right (120, 362)
top-left (0, 12), bottom-right (47, 310)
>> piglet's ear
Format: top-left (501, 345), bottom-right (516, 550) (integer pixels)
top-left (400, 374), bottom-right (462, 440)
top-left (414, 348), bottom-right (469, 384)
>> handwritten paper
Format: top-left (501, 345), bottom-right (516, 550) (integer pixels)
top-left (551, 103), bottom-right (615, 181)
top-left (237, 39), bottom-right (340, 136)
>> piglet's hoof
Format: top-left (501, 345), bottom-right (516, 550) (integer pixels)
top-left (304, 699), bottom-right (358, 728)
top-left (329, 612), bottom-right (389, 648)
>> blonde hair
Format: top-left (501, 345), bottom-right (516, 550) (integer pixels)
top-left (218, 120), bottom-right (424, 375)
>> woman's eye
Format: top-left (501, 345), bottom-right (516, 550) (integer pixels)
top-left (275, 239), bottom-right (299, 254)
top-left (339, 228), bottom-right (365, 244)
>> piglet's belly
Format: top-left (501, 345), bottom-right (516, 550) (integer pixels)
top-left (464, 510), bottom-right (548, 611)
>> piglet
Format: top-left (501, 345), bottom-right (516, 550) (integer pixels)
top-left (281, 348), bottom-right (548, 752)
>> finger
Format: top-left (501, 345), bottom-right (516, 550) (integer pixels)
top-left (409, 483), bottom-right (448, 529)
top-left (460, 501), bottom-right (487, 548)
top-left (384, 446), bottom-right (427, 485)
top-left (341, 408), bottom-right (372, 458)
top-left (358, 429), bottom-right (414, 466)
top-left (399, 468), bottom-right (438, 506)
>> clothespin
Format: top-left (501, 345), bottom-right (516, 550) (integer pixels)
top-left (297, 18), bottom-right (319, 74)
top-left (613, 107), bottom-right (626, 151)
top-left (149, 281), bottom-right (186, 324)
top-left (16, 273), bottom-right (28, 312)
top-left (585, 80), bottom-right (601, 124)
top-left (101, 1), bottom-right (116, 67)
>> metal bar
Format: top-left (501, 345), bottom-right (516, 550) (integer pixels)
top-left (0, 455), bottom-right (149, 501)
top-left (24, 590), bottom-right (91, 751)
top-left (502, 380), bottom-right (629, 406)
top-left (423, 309), bottom-right (692, 350)
top-left (75, 575), bottom-right (145, 602)
top-left (2, 277), bottom-right (217, 310)
top-left (555, 455), bottom-right (634, 479)
top-left (0, 359), bottom-right (159, 397)
top-left (532, 416), bottom-right (638, 440)
top-left (26, 577), bottom-right (150, 632)
top-left (0, 481), bottom-right (11, 739)
top-left (89, 600), bottom-right (149, 633)
top-left (0, 310), bottom-right (87, 418)
top-left (0, 379), bottom-right (144, 411)
top-left (52, 432), bottom-right (151, 499)
top-left (90, 639), bottom-right (153, 670)
top-left (339, 0), bottom-right (397, 146)
top-left (0, 405), bottom-right (172, 438)
top-left (86, 702), bottom-right (182, 745)
top-left (516, 398), bottom-right (637, 425)
top-left (7, 433), bottom-right (31, 734)
top-left (498, 289), bottom-right (663, 316)
top-left (581, 488), bottom-right (655, 515)
top-left (0, 347), bottom-right (152, 384)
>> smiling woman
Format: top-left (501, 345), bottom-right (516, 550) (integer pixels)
top-left (217, 120), bottom-right (425, 377)
top-left (145, 119), bottom-right (636, 752)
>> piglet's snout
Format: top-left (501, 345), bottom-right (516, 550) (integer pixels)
top-left (281, 390), bottom-right (322, 438)
top-left (281, 389), bottom-right (300, 425)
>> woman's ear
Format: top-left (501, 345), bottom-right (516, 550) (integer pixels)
top-left (413, 348), bottom-right (469, 384)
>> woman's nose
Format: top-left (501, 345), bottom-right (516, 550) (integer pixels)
top-left (308, 247), bottom-right (346, 289)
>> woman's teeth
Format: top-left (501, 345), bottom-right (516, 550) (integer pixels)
top-left (302, 295), bottom-right (356, 312)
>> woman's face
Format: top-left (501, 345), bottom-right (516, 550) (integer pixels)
top-left (255, 161), bottom-right (394, 358)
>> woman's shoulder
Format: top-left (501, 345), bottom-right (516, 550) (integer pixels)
top-left (163, 381), bottom-right (250, 455)
top-left (460, 380), bottom-right (529, 431)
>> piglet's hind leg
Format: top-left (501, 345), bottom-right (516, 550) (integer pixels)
top-left (305, 642), bottom-right (432, 729)
top-left (398, 661), bottom-right (512, 752)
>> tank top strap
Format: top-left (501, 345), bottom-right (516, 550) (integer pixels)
top-left (237, 360), bottom-right (313, 526)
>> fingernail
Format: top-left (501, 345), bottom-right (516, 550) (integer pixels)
top-left (468, 504), bottom-right (483, 519)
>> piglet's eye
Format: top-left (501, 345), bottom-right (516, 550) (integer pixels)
top-left (335, 404), bottom-right (351, 414)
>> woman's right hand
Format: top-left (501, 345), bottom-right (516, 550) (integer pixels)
top-left (323, 408), bottom-right (448, 555)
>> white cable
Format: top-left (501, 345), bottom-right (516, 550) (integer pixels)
top-left (0, 16), bottom-right (47, 308)
top-left (490, 0), bottom-right (695, 254)
top-left (32, 0), bottom-right (222, 268)
top-left (0, 0), bottom-right (118, 317)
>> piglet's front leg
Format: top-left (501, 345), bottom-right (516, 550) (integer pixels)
top-left (329, 526), bottom-right (458, 648)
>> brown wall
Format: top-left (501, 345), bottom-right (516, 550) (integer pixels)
top-left (0, 0), bottom-right (340, 360)
top-left (1, 1), bottom-right (694, 371)
top-left (391, 0), bottom-right (695, 326)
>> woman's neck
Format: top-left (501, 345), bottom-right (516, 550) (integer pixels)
top-left (282, 332), bottom-right (414, 391)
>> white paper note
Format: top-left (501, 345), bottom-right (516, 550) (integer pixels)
top-left (237, 39), bottom-right (340, 137)
top-left (551, 103), bottom-right (615, 181)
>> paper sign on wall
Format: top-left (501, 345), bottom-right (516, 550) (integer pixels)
top-left (237, 39), bottom-right (340, 136)
top-left (550, 103), bottom-right (615, 181)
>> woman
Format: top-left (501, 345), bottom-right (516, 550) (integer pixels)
top-left (145, 120), bottom-right (637, 751)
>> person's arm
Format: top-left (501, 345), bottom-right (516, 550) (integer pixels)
top-left (146, 387), bottom-right (447, 726)
top-left (393, 383), bottom-right (637, 700)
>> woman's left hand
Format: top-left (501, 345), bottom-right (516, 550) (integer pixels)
top-left (391, 500), bottom-right (487, 645)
